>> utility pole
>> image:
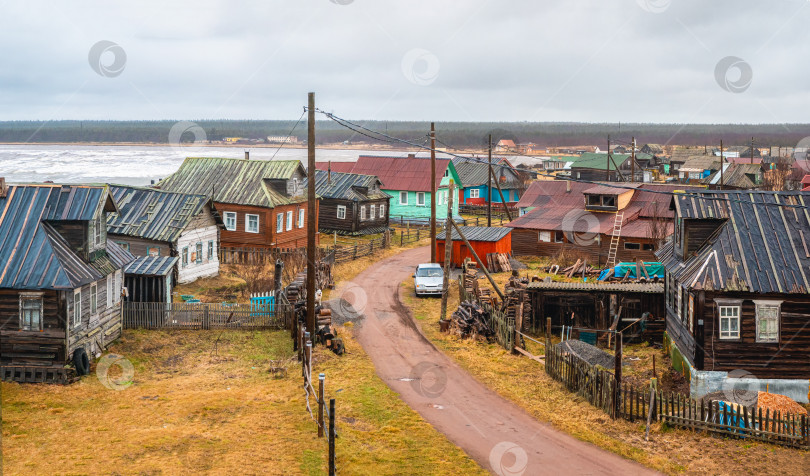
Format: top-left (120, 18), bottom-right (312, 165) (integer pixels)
top-left (487, 134), bottom-right (492, 227)
top-left (631, 136), bottom-right (636, 183)
top-left (606, 135), bottom-right (611, 181)
top-left (751, 136), bottom-right (755, 165)
top-left (306, 92), bottom-right (316, 336)
top-left (440, 181), bottom-right (454, 322)
top-left (719, 139), bottom-right (724, 191)
top-left (430, 122), bottom-right (437, 263)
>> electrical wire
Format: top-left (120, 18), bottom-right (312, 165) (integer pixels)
top-left (268, 109), bottom-right (307, 161)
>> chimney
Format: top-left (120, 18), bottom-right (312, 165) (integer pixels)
top-left (328, 161), bottom-right (332, 185)
top-left (245, 150), bottom-right (249, 160)
top-left (566, 180), bottom-right (571, 193)
top-left (0, 177), bottom-right (6, 198)
top-left (407, 153), bottom-right (415, 159)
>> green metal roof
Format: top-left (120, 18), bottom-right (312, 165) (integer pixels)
top-left (571, 152), bottom-right (631, 171)
top-left (157, 157), bottom-right (305, 208)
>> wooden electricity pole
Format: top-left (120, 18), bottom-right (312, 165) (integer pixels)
top-left (440, 181), bottom-right (454, 322)
top-left (631, 137), bottom-right (635, 182)
top-left (487, 134), bottom-right (492, 227)
top-left (719, 139), bottom-right (724, 191)
top-left (306, 92), bottom-right (316, 335)
top-left (751, 136), bottom-right (755, 165)
top-left (430, 122), bottom-right (437, 263)
top-left (606, 135), bottom-right (611, 181)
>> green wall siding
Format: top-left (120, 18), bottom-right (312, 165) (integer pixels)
top-left (384, 189), bottom-right (459, 219)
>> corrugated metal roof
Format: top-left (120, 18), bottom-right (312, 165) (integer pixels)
top-left (345, 155), bottom-right (452, 192)
top-left (0, 184), bottom-right (133, 290)
top-left (659, 191), bottom-right (810, 294)
top-left (107, 185), bottom-right (213, 243)
top-left (125, 256), bottom-right (178, 276)
top-left (571, 152), bottom-right (631, 171)
top-left (157, 157), bottom-right (306, 207)
top-left (303, 170), bottom-right (389, 201)
top-left (314, 161), bottom-right (357, 174)
top-left (451, 159), bottom-right (521, 188)
top-left (526, 281), bottom-right (664, 293)
top-left (437, 226), bottom-right (511, 242)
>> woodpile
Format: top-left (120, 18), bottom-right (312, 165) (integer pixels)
top-left (450, 301), bottom-right (494, 339)
top-left (485, 253), bottom-right (512, 273)
top-left (558, 259), bottom-right (599, 278)
top-left (462, 260), bottom-right (497, 307)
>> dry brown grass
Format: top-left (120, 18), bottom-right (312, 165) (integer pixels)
top-left (402, 278), bottom-right (810, 476)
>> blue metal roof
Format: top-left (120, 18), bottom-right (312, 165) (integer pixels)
top-left (125, 256), bottom-right (178, 276)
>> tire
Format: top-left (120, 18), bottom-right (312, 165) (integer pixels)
top-left (73, 347), bottom-right (90, 376)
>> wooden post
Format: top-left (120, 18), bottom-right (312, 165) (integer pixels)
top-left (440, 182), bottom-right (455, 322)
top-left (545, 316), bottom-right (551, 353)
top-left (646, 377), bottom-right (657, 441)
top-left (488, 167), bottom-right (513, 221)
top-left (328, 398), bottom-right (336, 476)
top-left (719, 139), bottom-right (724, 190)
top-left (306, 92), bottom-right (317, 336)
top-left (430, 122), bottom-right (437, 263)
top-left (449, 219), bottom-right (505, 300)
top-left (318, 373), bottom-right (325, 438)
top-left (488, 134), bottom-right (492, 227)
top-left (614, 331), bottom-right (622, 419)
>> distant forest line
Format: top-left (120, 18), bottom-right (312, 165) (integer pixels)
top-left (1, 120), bottom-right (809, 149)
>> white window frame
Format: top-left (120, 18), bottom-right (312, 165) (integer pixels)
top-left (379, 204), bottom-right (386, 218)
top-left (93, 216), bottom-right (102, 247)
top-left (400, 191), bottom-right (408, 205)
top-left (416, 192), bottom-right (426, 206)
top-left (19, 292), bottom-right (44, 331)
top-left (754, 300), bottom-right (782, 343)
top-left (90, 282), bottom-right (98, 315)
top-left (538, 231), bottom-right (551, 242)
top-left (286, 210), bottom-right (293, 231)
top-left (469, 188), bottom-right (480, 199)
top-left (73, 289), bottom-right (82, 327)
top-left (245, 214), bottom-right (260, 233)
top-left (370, 205), bottom-right (376, 220)
top-left (298, 208), bottom-right (305, 228)
top-left (718, 304), bottom-right (741, 340)
top-left (223, 212), bottom-right (237, 231)
top-left (337, 205), bottom-right (346, 219)
top-left (276, 213), bottom-right (283, 233)
top-left (360, 205), bottom-right (366, 221)
top-left (107, 274), bottom-right (114, 308)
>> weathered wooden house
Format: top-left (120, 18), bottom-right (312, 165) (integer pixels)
top-left (157, 158), bottom-right (315, 255)
top-left (701, 163), bottom-right (763, 190)
top-left (452, 158), bottom-right (522, 206)
top-left (107, 185), bottom-right (224, 284)
top-left (305, 169), bottom-right (390, 235)
top-left (677, 155), bottom-right (720, 183)
top-left (641, 144), bottom-right (664, 155)
top-left (436, 226), bottom-right (512, 268)
top-left (569, 153), bottom-right (643, 182)
top-left (0, 183), bottom-right (134, 383)
top-left (658, 190), bottom-right (810, 402)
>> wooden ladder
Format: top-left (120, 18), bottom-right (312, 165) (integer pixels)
top-left (606, 212), bottom-right (624, 268)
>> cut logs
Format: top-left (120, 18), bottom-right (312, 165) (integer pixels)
top-left (485, 253), bottom-right (513, 273)
top-left (450, 301), bottom-right (495, 340)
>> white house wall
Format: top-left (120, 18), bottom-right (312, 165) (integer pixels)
top-left (177, 225), bottom-right (220, 284)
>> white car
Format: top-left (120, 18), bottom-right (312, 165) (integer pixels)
top-left (413, 263), bottom-right (444, 297)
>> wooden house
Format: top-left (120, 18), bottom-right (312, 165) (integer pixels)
top-left (305, 169), bottom-right (391, 235)
top-left (668, 148), bottom-right (708, 175)
top-left (0, 183), bottom-right (134, 383)
top-left (678, 155), bottom-right (720, 184)
top-left (452, 158), bottom-right (522, 206)
top-left (107, 185), bottom-right (224, 284)
top-left (658, 191), bottom-right (810, 402)
top-left (436, 226), bottom-right (512, 268)
top-left (509, 181), bottom-right (688, 266)
top-left (569, 153), bottom-right (642, 182)
top-left (701, 163), bottom-right (763, 190)
top-left (157, 158), bottom-right (316, 252)
top-left (641, 144), bottom-right (664, 155)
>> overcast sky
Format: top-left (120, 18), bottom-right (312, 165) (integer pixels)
top-left (1, 0), bottom-right (809, 123)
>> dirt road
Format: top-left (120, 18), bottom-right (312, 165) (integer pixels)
top-left (349, 246), bottom-right (657, 475)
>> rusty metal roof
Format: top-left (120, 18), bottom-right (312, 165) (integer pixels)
top-left (347, 155), bottom-right (453, 192)
top-left (303, 170), bottom-right (389, 201)
top-left (437, 226), bottom-right (511, 242)
top-left (125, 256), bottom-right (178, 276)
top-left (158, 157), bottom-right (306, 208)
top-left (526, 281), bottom-right (664, 293)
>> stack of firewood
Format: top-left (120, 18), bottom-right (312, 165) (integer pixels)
top-left (558, 259), bottom-right (599, 278)
top-left (485, 253), bottom-right (512, 273)
top-left (450, 301), bottom-right (494, 339)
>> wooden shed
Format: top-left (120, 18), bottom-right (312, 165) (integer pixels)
top-left (436, 226), bottom-right (511, 268)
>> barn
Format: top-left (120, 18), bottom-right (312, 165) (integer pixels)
top-left (436, 226), bottom-right (511, 268)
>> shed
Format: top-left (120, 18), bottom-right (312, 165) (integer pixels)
top-left (436, 226), bottom-right (511, 268)
top-left (125, 256), bottom-right (178, 304)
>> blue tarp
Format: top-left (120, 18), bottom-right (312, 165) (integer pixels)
top-left (598, 262), bottom-right (666, 281)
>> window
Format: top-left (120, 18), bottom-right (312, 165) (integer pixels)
top-left (643, 243), bottom-right (655, 251)
top-left (675, 284), bottom-right (682, 320)
top-left (601, 195), bottom-right (616, 207)
top-left (147, 247), bottom-right (160, 257)
top-left (688, 294), bottom-right (694, 332)
top-left (416, 192), bottom-right (426, 206)
top-left (298, 209), bottom-right (305, 228)
top-left (337, 205), bottom-right (346, 219)
top-left (115, 241), bottom-right (130, 251)
top-left (624, 242), bottom-right (641, 250)
top-left (360, 206), bottom-right (366, 220)
top-left (107, 274), bottom-right (114, 308)
top-left (554, 231), bottom-right (565, 243)
top-left (754, 300), bottom-right (781, 343)
top-left (276, 213), bottom-right (283, 233)
top-left (246, 214), bottom-right (260, 233)
top-left (400, 191), bottom-right (408, 205)
top-left (587, 195), bottom-right (600, 206)
top-left (73, 290), bottom-right (82, 327)
top-left (538, 231), bottom-right (551, 242)
top-left (93, 216), bottom-right (102, 246)
top-left (19, 293), bottom-right (43, 331)
top-left (195, 242), bottom-right (203, 264)
top-left (379, 205), bottom-right (386, 218)
top-left (470, 189), bottom-right (480, 199)
top-left (114, 270), bottom-right (122, 304)
top-left (90, 282), bottom-right (98, 314)
top-left (182, 246), bottom-right (189, 267)
top-left (719, 305), bottom-right (741, 340)
top-left (286, 211), bottom-right (293, 231)
top-left (370, 205), bottom-right (376, 220)
top-left (207, 240), bottom-right (214, 260)
top-left (224, 212), bottom-right (237, 231)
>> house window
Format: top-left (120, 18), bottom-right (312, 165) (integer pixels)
top-left (587, 195), bottom-right (600, 206)
top-left (115, 241), bottom-right (130, 251)
top-left (298, 209), bottom-right (305, 228)
top-left (400, 191), bottom-right (408, 205)
top-left (370, 205), bottom-right (376, 220)
top-left (337, 205), bottom-right (347, 219)
top-left (754, 301), bottom-right (781, 343)
top-left (379, 205), bottom-right (386, 218)
top-left (246, 214), bottom-right (260, 233)
top-left (360, 206), bottom-right (366, 220)
top-left (416, 192), bottom-right (426, 206)
top-left (19, 293), bottom-right (43, 331)
top-left (182, 246), bottom-right (189, 267)
top-left (554, 231), bottom-right (565, 243)
top-left (107, 274), bottom-right (114, 308)
top-left (73, 290), bottom-right (82, 327)
top-left (276, 213), bottom-right (283, 233)
top-left (90, 282), bottom-right (98, 314)
top-left (93, 216), bottom-right (102, 246)
top-left (719, 305), bottom-right (741, 340)
top-left (675, 284), bottom-right (682, 320)
top-left (538, 231), bottom-right (551, 242)
top-left (207, 240), bottom-right (214, 260)
top-left (286, 211), bottom-right (293, 231)
top-left (643, 243), bottom-right (655, 251)
top-left (224, 212), bottom-right (237, 231)
top-left (147, 247), bottom-right (160, 257)
top-left (195, 242), bottom-right (203, 264)
top-left (470, 189), bottom-right (480, 199)
top-left (624, 242), bottom-right (640, 250)
top-left (601, 196), bottom-right (616, 207)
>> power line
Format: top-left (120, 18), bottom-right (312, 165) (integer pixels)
top-left (268, 109), bottom-right (307, 161)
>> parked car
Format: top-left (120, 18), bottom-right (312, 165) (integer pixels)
top-left (413, 263), bottom-right (444, 297)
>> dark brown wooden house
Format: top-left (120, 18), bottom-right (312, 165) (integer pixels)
top-left (658, 190), bottom-right (810, 402)
top-left (305, 170), bottom-right (390, 235)
top-left (0, 183), bottom-right (134, 383)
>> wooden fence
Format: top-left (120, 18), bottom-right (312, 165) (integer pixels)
top-left (459, 203), bottom-right (517, 219)
top-left (323, 234), bottom-right (389, 264)
top-left (123, 301), bottom-right (293, 330)
top-left (219, 246), bottom-right (330, 265)
top-left (545, 344), bottom-right (810, 449)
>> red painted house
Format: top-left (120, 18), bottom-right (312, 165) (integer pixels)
top-left (436, 226), bottom-right (512, 268)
